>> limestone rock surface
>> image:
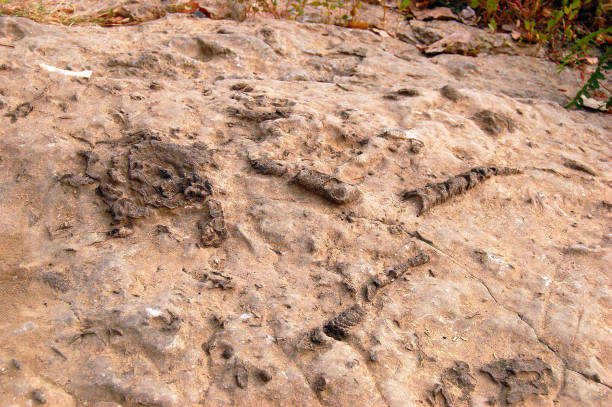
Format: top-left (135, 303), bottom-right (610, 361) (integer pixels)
top-left (0, 5), bottom-right (611, 406)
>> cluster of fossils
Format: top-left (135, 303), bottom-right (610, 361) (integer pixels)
top-left (427, 358), bottom-right (553, 406)
top-left (63, 130), bottom-right (227, 247)
top-left (247, 153), bottom-right (543, 405)
top-left (295, 250), bottom-right (553, 406)
top-left (62, 107), bottom-right (542, 403)
top-left (250, 158), bottom-right (521, 214)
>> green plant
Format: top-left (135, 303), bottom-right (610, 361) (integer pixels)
top-left (558, 27), bottom-right (612, 109)
top-left (470, 1), bottom-right (584, 46)
top-left (547, 0), bottom-right (579, 34)
top-left (471, 0), bottom-right (499, 30)
top-left (398, 0), bottom-right (410, 14)
top-left (289, 0), bottom-right (308, 17)
top-left (307, 1), bottom-right (346, 23)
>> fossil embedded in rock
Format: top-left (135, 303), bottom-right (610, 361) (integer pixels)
top-left (292, 168), bottom-right (361, 204)
top-left (199, 199), bottom-right (228, 247)
top-left (226, 106), bottom-right (291, 122)
top-left (97, 184), bottom-right (150, 222)
top-left (5, 101), bottom-right (33, 122)
top-left (481, 357), bottom-right (552, 404)
top-left (364, 253), bottom-right (430, 301)
top-left (387, 253), bottom-right (431, 279)
top-left (200, 270), bottom-right (234, 290)
top-left (402, 166), bottom-right (521, 215)
top-left (128, 140), bottom-right (213, 208)
top-left (58, 173), bottom-right (95, 187)
top-left (428, 361), bottom-right (475, 406)
top-left (250, 158), bottom-right (288, 176)
top-left (90, 138), bottom-right (215, 223)
top-left (322, 304), bottom-right (366, 340)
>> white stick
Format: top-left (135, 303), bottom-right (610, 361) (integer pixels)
top-left (40, 63), bottom-right (92, 79)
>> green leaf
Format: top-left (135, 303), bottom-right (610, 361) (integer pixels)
top-left (486, 0), bottom-right (498, 14)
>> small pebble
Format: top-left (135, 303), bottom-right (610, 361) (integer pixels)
top-left (379, 128), bottom-right (407, 139)
top-left (309, 327), bottom-right (326, 344)
top-left (440, 84), bottom-right (463, 102)
top-left (32, 389), bottom-right (46, 404)
top-left (221, 346), bottom-right (234, 359)
top-left (107, 227), bottom-right (133, 238)
top-left (230, 82), bottom-right (253, 92)
top-left (346, 359), bottom-right (359, 368)
top-left (396, 88), bottom-right (420, 97)
top-left (256, 368), bottom-right (272, 383)
top-left (407, 138), bottom-right (424, 154)
top-left (235, 367), bottom-right (248, 389)
top-left (313, 375), bottom-right (327, 392)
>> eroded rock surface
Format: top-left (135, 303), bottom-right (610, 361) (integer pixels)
top-left (0, 5), bottom-right (611, 407)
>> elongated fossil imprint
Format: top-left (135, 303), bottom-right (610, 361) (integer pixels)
top-left (313, 252), bottom-right (431, 342)
top-left (402, 166), bottom-right (521, 215)
top-left (250, 158), bottom-right (362, 204)
top-left (363, 252), bottom-right (430, 302)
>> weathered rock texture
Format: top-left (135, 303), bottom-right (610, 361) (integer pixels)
top-left (0, 4), bottom-right (611, 407)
